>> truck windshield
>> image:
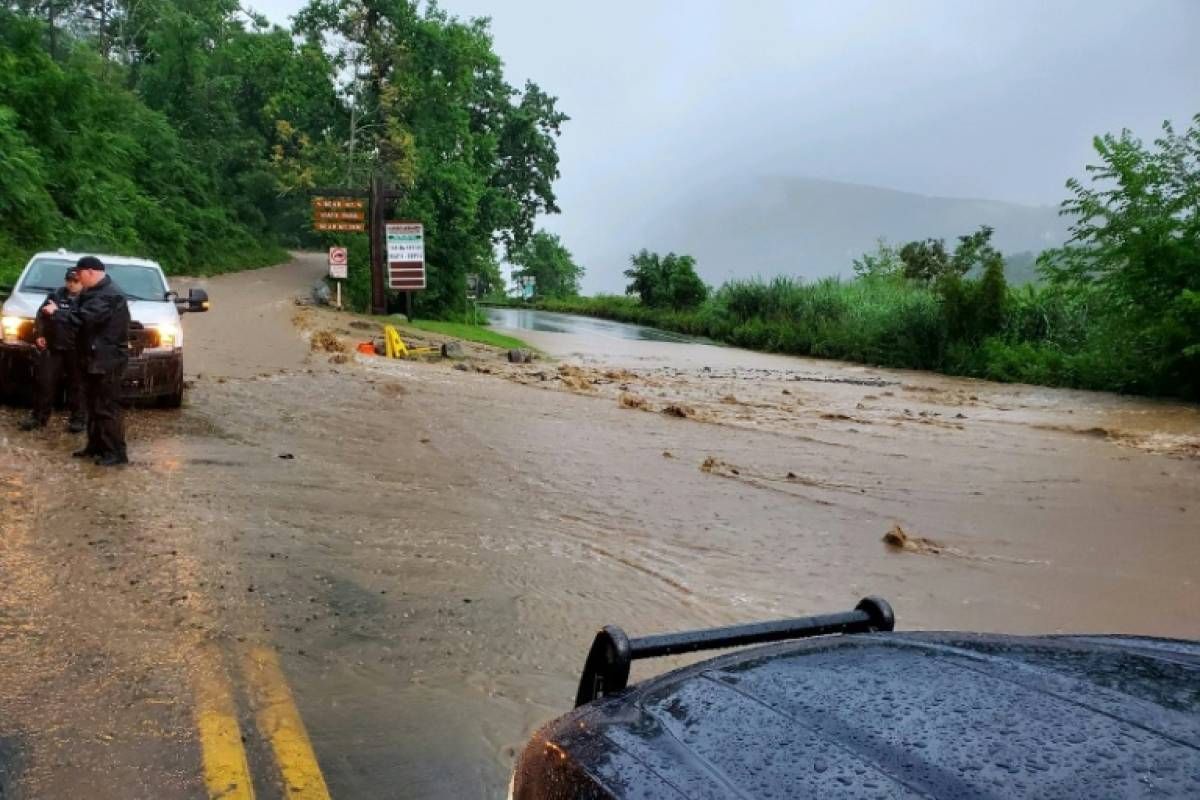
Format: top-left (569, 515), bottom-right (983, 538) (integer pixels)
top-left (19, 258), bottom-right (167, 301)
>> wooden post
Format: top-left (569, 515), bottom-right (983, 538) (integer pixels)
top-left (369, 175), bottom-right (387, 316)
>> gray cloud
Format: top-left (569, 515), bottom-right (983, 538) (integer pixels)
top-left (251, 0), bottom-right (1200, 291)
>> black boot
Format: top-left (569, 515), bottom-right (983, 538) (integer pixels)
top-left (73, 447), bottom-right (99, 458)
top-left (67, 416), bottom-right (86, 434)
top-left (95, 452), bottom-right (129, 467)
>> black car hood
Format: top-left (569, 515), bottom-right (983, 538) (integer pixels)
top-left (515, 633), bottom-right (1200, 799)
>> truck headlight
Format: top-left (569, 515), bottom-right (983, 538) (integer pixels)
top-left (154, 323), bottom-right (180, 349)
top-left (2, 315), bottom-right (31, 342)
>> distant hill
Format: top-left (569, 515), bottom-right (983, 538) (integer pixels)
top-left (590, 176), bottom-right (1069, 290)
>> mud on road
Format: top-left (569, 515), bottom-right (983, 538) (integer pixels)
top-left (2, 253), bottom-right (1198, 798)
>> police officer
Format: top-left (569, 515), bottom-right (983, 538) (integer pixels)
top-left (42, 255), bottom-right (130, 466)
top-left (18, 268), bottom-right (87, 432)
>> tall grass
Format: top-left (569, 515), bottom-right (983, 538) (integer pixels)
top-left (524, 276), bottom-right (1189, 399)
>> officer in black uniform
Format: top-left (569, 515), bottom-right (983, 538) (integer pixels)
top-left (19, 268), bottom-right (87, 432)
top-left (42, 255), bottom-right (131, 466)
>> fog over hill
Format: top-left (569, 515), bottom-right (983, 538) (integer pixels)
top-left (570, 176), bottom-right (1070, 292)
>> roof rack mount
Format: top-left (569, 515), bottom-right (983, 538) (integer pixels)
top-left (574, 596), bottom-right (894, 707)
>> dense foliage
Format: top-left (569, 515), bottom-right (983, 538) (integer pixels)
top-left (0, 3), bottom-right (300, 285)
top-left (0, 1), bottom-right (566, 317)
top-left (530, 116), bottom-right (1199, 400)
top-left (509, 230), bottom-right (583, 299)
top-left (623, 249), bottom-right (708, 310)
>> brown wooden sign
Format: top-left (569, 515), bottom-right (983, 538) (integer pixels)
top-left (312, 197), bottom-right (366, 232)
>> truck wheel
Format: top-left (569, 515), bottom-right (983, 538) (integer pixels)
top-left (159, 376), bottom-right (184, 409)
top-left (0, 355), bottom-right (32, 406)
top-left (0, 359), bottom-right (11, 405)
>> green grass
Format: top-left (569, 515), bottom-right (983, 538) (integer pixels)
top-left (403, 318), bottom-right (531, 350)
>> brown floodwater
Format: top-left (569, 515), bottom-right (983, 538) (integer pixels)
top-left (1, 253), bottom-right (1197, 798)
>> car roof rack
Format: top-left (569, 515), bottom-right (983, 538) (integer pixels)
top-left (574, 596), bottom-right (894, 707)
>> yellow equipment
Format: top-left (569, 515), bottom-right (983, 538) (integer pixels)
top-left (383, 325), bottom-right (438, 359)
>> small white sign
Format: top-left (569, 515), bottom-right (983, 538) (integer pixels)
top-left (328, 246), bottom-right (348, 279)
top-left (386, 222), bottom-right (426, 291)
top-left (386, 223), bottom-right (425, 263)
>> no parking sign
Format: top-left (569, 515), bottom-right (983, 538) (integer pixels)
top-left (328, 247), bottom-right (348, 279)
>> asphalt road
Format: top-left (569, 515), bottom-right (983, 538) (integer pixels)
top-left (1, 253), bottom-right (1197, 798)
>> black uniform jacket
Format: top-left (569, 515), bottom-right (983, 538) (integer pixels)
top-left (63, 275), bottom-right (131, 374)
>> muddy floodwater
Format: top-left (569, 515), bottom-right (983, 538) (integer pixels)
top-left (484, 306), bottom-right (706, 344)
top-left (2, 253), bottom-right (1198, 798)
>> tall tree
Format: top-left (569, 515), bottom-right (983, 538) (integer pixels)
top-left (509, 230), bottom-right (583, 298)
top-left (624, 250), bottom-right (708, 310)
top-left (294, 0), bottom-right (567, 313)
top-left (1040, 115), bottom-right (1200, 392)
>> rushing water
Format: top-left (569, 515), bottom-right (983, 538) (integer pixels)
top-left (484, 306), bottom-right (705, 344)
top-left (2, 256), bottom-right (1196, 799)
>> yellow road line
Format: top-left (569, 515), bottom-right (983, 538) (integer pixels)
top-left (191, 644), bottom-right (256, 800)
top-left (242, 646), bottom-right (332, 800)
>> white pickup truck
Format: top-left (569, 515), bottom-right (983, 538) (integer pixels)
top-left (0, 250), bottom-right (208, 408)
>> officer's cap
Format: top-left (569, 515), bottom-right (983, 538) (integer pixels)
top-left (75, 255), bottom-right (105, 272)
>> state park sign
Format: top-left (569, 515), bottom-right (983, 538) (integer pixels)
top-left (312, 197), bottom-right (366, 232)
top-left (386, 222), bottom-right (426, 291)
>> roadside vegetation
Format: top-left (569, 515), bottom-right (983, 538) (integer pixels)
top-left (403, 319), bottom-right (529, 351)
top-left (520, 117), bottom-right (1200, 400)
top-left (0, 2), bottom-right (566, 318)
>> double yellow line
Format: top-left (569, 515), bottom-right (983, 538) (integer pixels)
top-left (191, 643), bottom-right (331, 799)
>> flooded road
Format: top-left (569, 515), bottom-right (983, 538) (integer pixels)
top-left (2, 254), bottom-right (1199, 798)
top-left (484, 306), bottom-right (707, 344)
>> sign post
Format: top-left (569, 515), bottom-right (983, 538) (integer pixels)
top-left (328, 246), bottom-right (348, 309)
top-left (307, 178), bottom-right (410, 316)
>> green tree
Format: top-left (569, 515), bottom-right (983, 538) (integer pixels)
top-left (932, 226), bottom-right (1007, 342)
top-left (0, 5), bottom-right (285, 272)
top-left (624, 250), bottom-right (708, 310)
top-left (898, 237), bottom-right (951, 282)
top-left (509, 230), bottom-right (583, 298)
top-left (1039, 115), bottom-right (1200, 391)
top-left (852, 238), bottom-right (902, 280)
top-left (294, 0), bottom-right (567, 314)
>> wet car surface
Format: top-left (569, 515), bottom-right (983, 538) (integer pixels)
top-left (514, 632), bottom-right (1200, 798)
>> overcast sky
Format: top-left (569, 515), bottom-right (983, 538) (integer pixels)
top-left (249, 0), bottom-right (1199, 290)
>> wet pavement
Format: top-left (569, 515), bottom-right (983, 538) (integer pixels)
top-left (2, 254), bottom-right (1199, 798)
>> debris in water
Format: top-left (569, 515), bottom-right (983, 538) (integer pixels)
top-left (662, 451), bottom-right (675, 459)
top-left (720, 394), bottom-right (739, 404)
top-left (557, 364), bottom-right (595, 392)
top-left (278, 453), bottom-right (295, 460)
top-left (662, 404), bottom-right (696, 419)
top-left (328, 352), bottom-right (350, 364)
top-left (882, 523), bottom-right (945, 554)
top-left (699, 456), bottom-right (737, 475)
top-left (375, 381), bottom-right (407, 398)
top-left (310, 329), bottom-right (346, 353)
top-left (618, 392), bottom-right (647, 409)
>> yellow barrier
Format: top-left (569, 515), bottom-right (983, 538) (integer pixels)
top-left (384, 325), bottom-right (407, 358)
top-left (382, 325), bottom-right (439, 359)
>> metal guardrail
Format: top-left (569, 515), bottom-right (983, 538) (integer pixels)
top-left (574, 596), bottom-right (895, 707)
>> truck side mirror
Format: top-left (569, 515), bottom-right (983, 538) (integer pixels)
top-left (184, 288), bottom-right (209, 313)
